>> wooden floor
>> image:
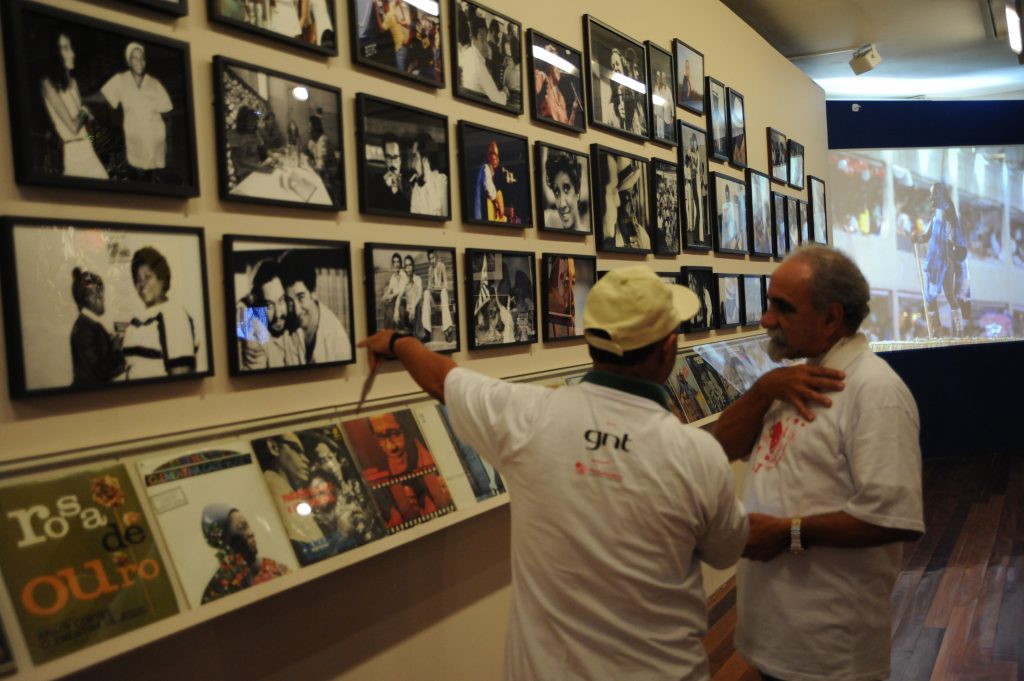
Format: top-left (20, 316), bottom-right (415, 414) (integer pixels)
top-left (702, 452), bottom-right (1024, 681)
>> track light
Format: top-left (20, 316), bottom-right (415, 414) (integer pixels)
top-left (849, 44), bottom-right (882, 75)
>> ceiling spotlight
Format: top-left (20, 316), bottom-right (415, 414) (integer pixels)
top-left (849, 44), bottom-right (882, 75)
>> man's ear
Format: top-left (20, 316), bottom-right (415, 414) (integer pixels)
top-left (822, 301), bottom-right (845, 336)
top-left (660, 332), bottom-right (678, 362)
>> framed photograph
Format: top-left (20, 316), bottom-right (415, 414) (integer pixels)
top-left (681, 265), bottom-right (715, 332)
top-left (349, 0), bottom-right (444, 87)
top-left (771, 190), bottom-right (788, 258)
top-left (705, 76), bottom-right (728, 162)
top-left (711, 172), bottom-right (748, 255)
top-left (746, 168), bottom-right (773, 257)
top-left (678, 121), bottom-right (711, 252)
top-left (118, 0), bottom-right (188, 16)
top-left (355, 93), bottom-right (451, 220)
top-left (535, 141), bottom-right (592, 235)
top-left (716, 273), bottom-right (741, 328)
top-left (527, 29), bottom-right (585, 132)
top-left (591, 144), bottom-right (651, 253)
top-left (727, 87), bottom-right (747, 168)
top-left (1, 217), bottom-right (212, 398)
top-left (214, 57), bottom-right (343, 211)
top-left (224, 235), bottom-right (355, 376)
top-left (768, 127), bottom-right (788, 184)
top-left (646, 41), bottom-right (676, 145)
top-left (1, 0), bottom-right (199, 197)
top-left (541, 253), bottom-right (596, 341)
top-left (798, 199), bottom-right (810, 244)
top-left (364, 243), bottom-right (459, 352)
top-left (788, 138), bottom-right (805, 189)
top-left (451, 0), bottom-right (523, 114)
top-left (465, 249), bottom-right (537, 348)
top-left (209, 0), bottom-right (337, 55)
top-left (651, 158), bottom-right (681, 255)
top-left (673, 39), bottom-right (703, 115)
top-left (742, 274), bottom-right (764, 326)
top-left (583, 15), bottom-right (649, 142)
top-left (457, 121), bottom-right (532, 227)
top-left (809, 175), bottom-right (829, 244)
top-left (656, 271), bottom-right (685, 332)
top-left (786, 195), bottom-right (801, 251)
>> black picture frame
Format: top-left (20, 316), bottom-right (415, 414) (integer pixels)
top-left (673, 39), bottom-right (703, 115)
top-left (1, 0), bottom-right (199, 198)
top-left (355, 93), bottom-right (452, 221)
top-left (651, 158), bottom-right (681, 255)
top-left (768, 127), bottom-right (788, 184)
top-left (762, 274), bottom-right (771, 312)
top-left (450, 0), bottom-right (523, 114)
top-left (716, 273), bottom-right (741, 329)
top-left (223, 235), bottom-right (355, 376)
top-left (364, 243), bottom-right (460, 353)
top-left (809, 175), bottom-right (829, 244)
top-left (213, 56), bottom-right (344, 212)
top-left (788, 138), bottom-right (805, 189)
top-left (1, 216), bottom-right (213, 398)
top-left (711, 171), bottom-right (748, 255)
top-left (464, 248), bottom-right (537, 348)
top-left (534, 141), bottom-right (592, 235)
top-left (705, 76), bottom-right (728, 163)
top-left (526, 29), bottom-right (585, 132)
top-left (541, 252), bottom-right (596, 341)
top-left (678, 121), bottom-right (711, 252)
top-left (741, 274), bottom-right (764, 326)
top-left (798, 198), bottom-right (810, 244)
top-left (117, 0), bottom-right (188, 16)
top-left (681, 265), bottom-right (715, 332)
top-left (786, 195), bottom-right (801, 251)
top-left (646, 41), bottom-right (677, 145)
top-left (583, 15), bottom-right (649, 142)
top-left (771, 190), bottom-right (788, 258)
top-left (726, 87), bottom-right (747, 168)
top-left (591, 144), bottom-right (651, 253)
top-left (349, 0), bottom-right (445, 88)
top-left (457, 120), bottom-right (532, 227)
top-left (208, 0), bottom-right (338, 55)
top-left (746, 168), bottom-right (773, 257)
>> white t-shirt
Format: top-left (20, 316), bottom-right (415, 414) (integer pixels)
top-left (736, 334), bottom-right (924, 681)
top-left (445, 368), bottom-right (747, 681)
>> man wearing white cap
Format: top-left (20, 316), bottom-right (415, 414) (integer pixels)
top-left (360, 265), bottom-right (747, 681)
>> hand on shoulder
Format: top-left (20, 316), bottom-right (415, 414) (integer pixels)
top-left (752, 365), bottom-right (845, 421)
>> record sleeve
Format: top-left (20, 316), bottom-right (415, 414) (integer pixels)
top-left (668, 354), bottom-right (710, 422)
top-left (685, 353), bottom-right (733, 414)
top-left (436, 404), bottom-right (505, 501)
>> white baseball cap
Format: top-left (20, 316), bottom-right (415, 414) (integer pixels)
top-left (583, 266), bottom-right (699, 356)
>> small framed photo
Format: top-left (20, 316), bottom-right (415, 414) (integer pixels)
top-left (451, 0), bottom-right (523, 114)
top-left (705, 76), bottom-right (728, 162)
top-left (465, 249), bottom-right (537, 348)
top-left (727, 87), bottom-right (747, 168)
top-left (768, 127), bottom-right (788, 184)
top-left (223, 235), bottom-right (355, 376)
top-left (457, 121), bottom-right (532, 227)
top-left (1, 0), bottom-right (199, 197)
top-left (771, 190), bottom-right (788, 258)
top-left (809, 175), bottom-right (829, 244)
top-left (716, 273), bottom-right (741, 328)
top-left (786, 195), bottom-right (801, 251)
top-left (798, 199), bottom-right (810, 244)
top-left (681, 265), bottom-right (715, 332)
top-left (746, 168), bottom-right (773, 257)
top-left (210, 0), bottom-right (337, 55)
top-left (527, 30), bottom-right (585, 132)
top-left (349, 0), bottom-right (444, 87)
top-left (541, 253), bottom-right (596, 341)
top-left (788, 138), bottom-right (805, 189)
top-left (646, 41), bottom-right (676, 145)
top-left (119, 0), bottom-right (188, 16)
top-left (355, 93), bottom-right (451, 220)
top-left (364, 243), bottom-right (459, 353)
top-left (711, 172), bottom-right (748, 255)
top-left (214, 57), bottom-right (344, 211)
top-left (678, 121), bottom-right (711, 252)
top-left (1, 217), bottom-right (213, 398)
top-left (651, 158), bottom-right (681, 255)
top-left (591, 144), bottom-right (651, 253)
top-left (583, 15), bottom-right (649, 142)
top-left (673, 39), bottom-right (704, 115)
top-left (742, 274), bottom-right (764, 326)
top-left (535, 141), bottom-right (592, 235)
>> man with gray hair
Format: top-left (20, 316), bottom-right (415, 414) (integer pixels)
top-left (714, 245), bottom-right (925, 681)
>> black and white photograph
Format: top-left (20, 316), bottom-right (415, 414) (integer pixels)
top-left (772, 190), bottom-right (788, 258)
top-left (364, 244), bottom-right (459, 352)
top-left (1, 1), bottom-right (199, 197)
top-left (712, 172), bottom-right (748, 255)
top-left (727, 87), bottom-right (746, 168)
top-left (583, 15), bottom-right (648, 142)
top-left (646, 41), bottom-right (676, 145)
top-left (535, 142), bottom-right (592, 235)
top-left (768, 127), bottom-right (788, 184)
top-left (716, 272), bottom-right (741, 328)
top-left (451, 0), bottom-right (522, 114)
top-left (746, 168), bottom-right (773, 257)
top-left (673, 39), bottom-right (703, 115)
top-left (678, 121), bottom-right (711, 251)
top-left (350, 0), bottom-right (444, 87)
top-left (798, 198), bottom-right (810, 244)
top-left (356, 93), bottom-right (451, 220)
top-left (210, 0), bottom-right (337, 55)
top-left (120, 0), bottom-right (188, 16)
top-left (458, 121), bottom-right (532, 227)
top-left (214, 57), bottom-right (343, 211)
top-left (542, 253), bottom-right (596, 341)
top-left (681, 265), bottom-right (715, 332)
top-left (1, 217), bottom-right (212, 398)
top-left (809, 175), bottom-right (829, 244)
top-left (651, 159), bottom-right (681, 255)
top-left (742, 274), bottom-right (764, 326)
top-left (786, 194), bottom-right (801, 251)
top-left (788, 138), bottom-right (805, 189)
top-left (527, 30), bottom-right (585, 132)
top-left (465, 249), bottom-right (537, 348)
top-left (224, 236), bottom-right (354, 376)
top-left (592, 144), bottom-right (651, 253)
top-left (705, 76), bottom-right (728, 162)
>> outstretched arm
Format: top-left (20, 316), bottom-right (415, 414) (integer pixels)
top-left (743, 511), bottom-right (922, 561)
top-left (359, 329), bottom-right (456, 402)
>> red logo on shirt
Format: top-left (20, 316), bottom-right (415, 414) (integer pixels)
top-left (751, 417), bottom-right (800, 473)
top-left (575, 461), bottom-right (587, 475)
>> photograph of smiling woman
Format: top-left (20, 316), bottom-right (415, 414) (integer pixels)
top-left (535, 142), bottom-right (592, 235)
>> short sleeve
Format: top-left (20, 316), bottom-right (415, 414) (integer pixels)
top-left (100, 75), bottom-right (121, 109)
top-left (693, 434), bottom-right (748, 569)
top-left (162, 305), bottom-right (197, 367)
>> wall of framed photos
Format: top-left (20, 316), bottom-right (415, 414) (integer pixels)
top-left (0, 0), bottom-right (828, 678)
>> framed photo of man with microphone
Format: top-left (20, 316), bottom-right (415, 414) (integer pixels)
top-left (457, 121), bottom-right (533, 228)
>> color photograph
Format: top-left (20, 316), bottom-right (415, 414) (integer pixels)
top-left (673, 39), bottom-right (703, 115)
top-left (350, 0), bottom-right (444, 86)
top-left (527, 29), bottom-right (584, 132)
top-left (542, 253), bottom-right (596, 340)
top-left (211, 0), bottom-right (337, 54)
top-left (458, 121), bottom-right (532, 227)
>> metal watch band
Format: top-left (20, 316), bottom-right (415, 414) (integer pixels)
top-left (790, 517), bottom-right (805, 554)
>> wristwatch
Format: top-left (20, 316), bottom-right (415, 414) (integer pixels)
top-left (789, 517), bottom-right (805, 555)
top-left (388, 332), bottom-right (411, 357)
